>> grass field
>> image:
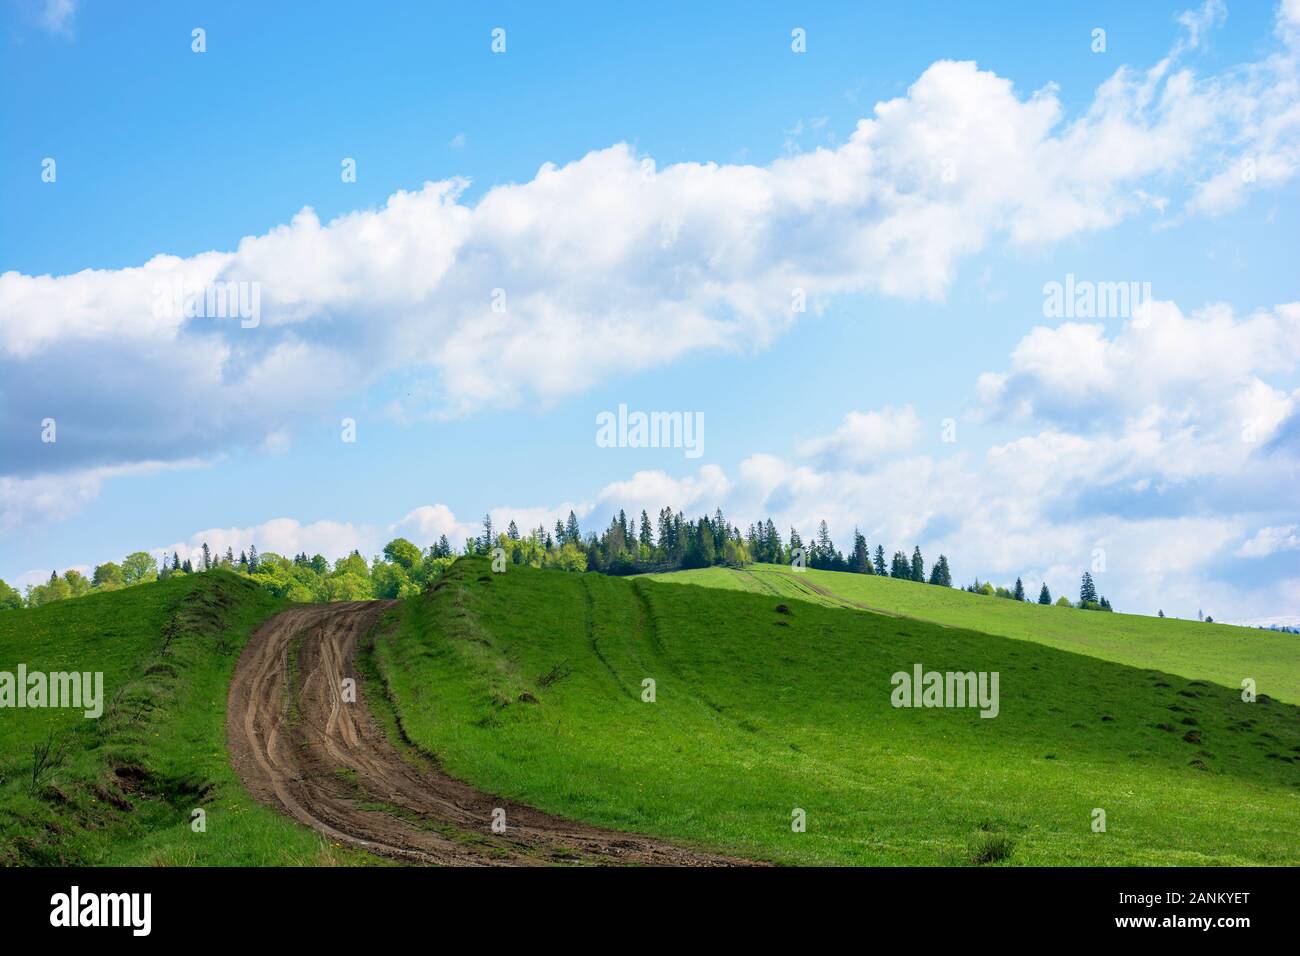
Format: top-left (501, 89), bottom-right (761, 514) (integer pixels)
top-left (643, 564), bottom-right (1300, 705)
top-left (0, 573), bottom-right (371, 865)
top-left (375, 559), bottom-right (1300, 866)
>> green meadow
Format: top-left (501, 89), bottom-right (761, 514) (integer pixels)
top-left (0, 573), bottom-right (369, 865)
top-left (3, 559), bottom-right (1296, 866)
top-left (374, 559), bottom-right (1300, 866)
top-left (644, 564), bottom-right (1300, 705)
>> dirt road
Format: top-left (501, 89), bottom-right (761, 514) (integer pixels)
top-left (227, 601), bottom-right (749, 865)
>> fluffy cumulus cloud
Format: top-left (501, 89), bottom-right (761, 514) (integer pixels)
top-left (1237, 523), bottom-right (1300, 557)
top-left (0, 458), bottom-right (206, 532)
top-left (797, 406), bottom-right (922, 470)
top-left (5, 1), bottom-right (1300, 523)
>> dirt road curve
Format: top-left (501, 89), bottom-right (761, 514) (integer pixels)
top-left (227, 601), bottom-right (750, 865)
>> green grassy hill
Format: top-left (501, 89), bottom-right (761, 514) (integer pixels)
top-left (643, 564), bottom-right (1300, 705)
top-left (374, 559), bottom-right (1300, 866)
top-left (0, 573), bottom-right (368, 865)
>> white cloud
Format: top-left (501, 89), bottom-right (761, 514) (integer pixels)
top-left (5, 2), bottom-right (1300, 494)
top-left (1237, 523), bottom-right (1300, 557)
top-left (977, 301), bottom-right (1300, 456)
top-left (0, 459), bottom-right (207, 531)
top-left (595, 466), bottom-right (732, 519)
top-left (797, 406), bottom-right (922, 469)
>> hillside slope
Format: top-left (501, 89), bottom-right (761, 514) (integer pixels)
top-left (644, 564), bottom-right (1300, 704)
top-left (0, 573), bottom-right (369, 865)
top-left (375, 560), bottom-right (1300, 866)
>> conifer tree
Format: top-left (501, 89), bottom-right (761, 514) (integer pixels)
top-left (851, 529), bottom-right (870, 574)
top-left (928, 554), bottom-right (952, 587)
top-left (1079, 572), bottom-right (1098, 607)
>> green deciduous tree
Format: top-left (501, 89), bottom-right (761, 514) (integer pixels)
top-left (382, 537), bottom-right (422, 571)
top-left (122, 552), bottom-right (157, 586)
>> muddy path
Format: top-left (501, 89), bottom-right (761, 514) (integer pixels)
top-left (227, 601), bottom-right (752, 866)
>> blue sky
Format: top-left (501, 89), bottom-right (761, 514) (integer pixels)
top-left (3, 0), bottom-right (1299, 623)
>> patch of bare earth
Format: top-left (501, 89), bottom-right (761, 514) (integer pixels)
top-left (226, 601), bottom-right (754, 866)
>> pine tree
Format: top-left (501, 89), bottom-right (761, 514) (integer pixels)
top-left (851, 529), bottom-right (870, 574)
top-left (248, 544), bottom-right (259, 570)
top-left (815, 521), bottom-right (834, 569)
top-left (201, 542), bottom-right (212, 571)
top-left (928, 554), bottom-right (952, 587)
top-left (1079, 572), bottom-right (1098, 607)
top-left (1038, 582), bottom-right (1051, 605)
top-left (873, 545), bottom-right (887, 576)
top-left (891, 551), bottom-right (910, 578)
top-left (910, 546), bottom-right (924, 582)
top-left (1013, 577), bottom-right (1025, 601)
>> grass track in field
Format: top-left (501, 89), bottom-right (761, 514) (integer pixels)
top-left (0, 573), bottom-right (375, 865)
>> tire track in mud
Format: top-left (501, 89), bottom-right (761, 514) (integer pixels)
top-left (227, 600), bottom-right (752, 866)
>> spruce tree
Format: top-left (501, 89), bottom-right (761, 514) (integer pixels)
top-left (851, 529), bottom-right (870, 574)
top-left (910, 546), bottom-right (925, 582)
top-left (1079, 572), bottom-right (1098, 607)
top-left (891, 551), bottom-right (910, 578)
top-left (928, 554), bottom-right (952, 587)
top-left (1038, 582), bottom-right (1051, 605)
top-left (1013, 577), bottom-right (1025, 601)
top-left (873, 545), bottom-right (887, 576)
